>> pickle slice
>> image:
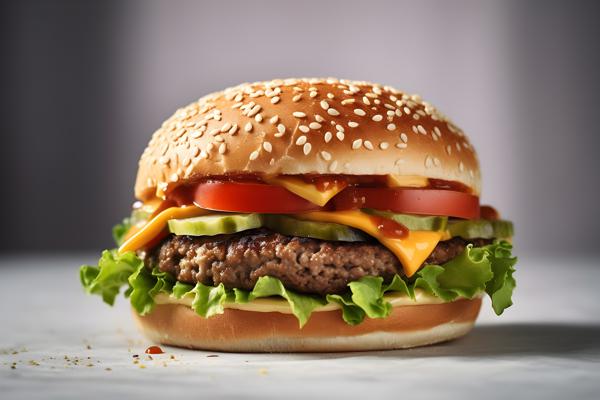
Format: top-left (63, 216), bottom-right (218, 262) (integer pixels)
top-left (168, 213), bottom-right (263, 236)
top-left (448, 219), bottom-right (514, 239)
top-left (362, 209), bottom-right (448, 231)
top-left (262, 215), bottom-right (367, 242)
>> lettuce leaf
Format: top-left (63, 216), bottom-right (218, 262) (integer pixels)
top-left (80, 241), bottom-right (516, 327)
top-left (112, 218), bottom-right (132, 247)
top-left (80, 250), bottom-right (141, 305)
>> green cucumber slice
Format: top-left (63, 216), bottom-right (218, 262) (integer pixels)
top-left (168, 213), bottom-right (263, 236)
top-left (448, 219), bottom-right (514, 239)
top-left (262, 214), bottom-right (367, 242)
top-left (361, 209), bottom-right (448, 231)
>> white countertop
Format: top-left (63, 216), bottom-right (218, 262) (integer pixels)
top-left (1, 254), bottom-right (599, 399)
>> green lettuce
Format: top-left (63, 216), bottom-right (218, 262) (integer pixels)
top-left (80, 241), bottom-right (516, 327)
top-left (112, 209), bottom-right (152, 246)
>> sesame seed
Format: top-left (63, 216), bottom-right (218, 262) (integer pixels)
top-left (417, 125), bottom-right (427, 135)
top-left (209, 128), bottom-right (219, 136)
top-left (309, 91), bottom-right (318, 98)
top-left (433, 157), bottom-right (441, 167)
top-left (293, 111), bottom-right (306, 118)
top-left (214, 135), bottom-right (224, 142)
top-left (231, 102), bottom-right (243, 109)
top-left (245, 122), bottom-right (253, 132)
top-left (207, 143), bottom-right (214, 152)
top-left (271, 96), bottom-right (280, 104)
top-left (425, 155), bottom-right (435, 168)
top-left (400, 133), bottom-right (408, 143)
top-left (403, 106), bottom-right (411, 114)
top-left (387, 123), bottom-right (396, 131)
top-left (364, 140), bottom-right (374, 150)
top-left (434, 126), bottom-right (442, 137)
top-left (353, 108), bottom-right (366, 116)
top-left (249, 150), bottom-right (259, 161)
top-left (387, 110), bottom-right (395, 117)
top-left (320, 100), bottom-right (330, 110)
top-left (299, 125), bottom-right (310, 133)
top-left (292, 94), bottom-right (302, 102)
top-left (247, 104), bottom-right (262, 117)
top-left (255, 113), bottom-right (263, 122)
top-left (335, 124), bottom-right (345, 132)
top-left (303, 142), bottom-right (312, 155)
top-left (269, 115), bottom-right (279, 124)
top-left (200, 150), bottom-right (208, 159)
top-left (341, 99), bottom-right (355, 105)
top-left (396, 143), bottom-right (407, 149)
top-left (218, 143), bottom-right (227, 154)
top-left (379, 141), bottom-right (389, 150)
top-left (459, 161), bottom-right (465, 171)
top-left (363, 96), bottom-right (371, 105)
top-left (315, 114), bottom-right (325, 123)
top-left (190, 130), bottom-right (203, 139)
top-left (296, 136), bottom-right (307, 145)
top-left (327, 93), bottom-right (335, 99)
top-left (309, 122), bottom-right (322, 130)
top-left (170, 173), bottom-right (179, 182)
top-left (320, 151), bottom-right (332, 161)
top-left (336, 131), bottom-right (345, 141)
top-left (352, 139), bottom-right (363, 149)
top-left (263, 141), bottom-right (273, 152)
top-left (220, 122), bottom-right (232, 132)
top-left (372, 114), bottom-right (383, 122)
top-left (348, 121), bottom-right (359, 128)
top-left (324, 131), bottom-right (333, 143)
top-left (412, 126), bottom-right (418, 134)
top-left (327, 108), bottom-right (340, 116)
top-left (446, 145), bottom-right (452, 155)
top-left (329, 160), bottom-right (338, 172)
top-left (277, 124), bottom-right (286, 134)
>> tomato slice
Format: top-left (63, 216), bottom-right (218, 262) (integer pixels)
top-left (193, 182), bottom-right (321, 213)
top-left (332, 187), bottom-right (480, 219)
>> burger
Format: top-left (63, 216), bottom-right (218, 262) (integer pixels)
top-left (80, 78), bottom-right (516, 352)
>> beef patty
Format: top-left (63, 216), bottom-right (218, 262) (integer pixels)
top-left (143, 229), bottom-right (492, 296)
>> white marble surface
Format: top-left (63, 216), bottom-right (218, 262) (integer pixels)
top-left (1, 254), bottom-right (599, 399)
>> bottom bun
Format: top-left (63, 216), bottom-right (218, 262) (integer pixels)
top-left (132, 297), bottom-right (482, 352)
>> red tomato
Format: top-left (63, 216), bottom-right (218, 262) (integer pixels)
top-left (193, 182), bottom-right (321, 213)
top-left (332, 187), bottom-right (480, 219)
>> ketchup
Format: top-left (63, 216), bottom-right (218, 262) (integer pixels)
top-left (369, 215), bottom-right (409, 239)
top-left (145, 346), bottom-right (164, 355)
top-left (480, 205), bottom-right (500, 221)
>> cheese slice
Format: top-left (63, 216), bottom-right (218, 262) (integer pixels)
top-left (386, 174), bottom-right (429, 188)
top-left (118, 206), bottom-right (209, 254)
top-left (296, 210), bottom-right (442, 277)
top-left (153, 289), bottom-right (456, 314)
top-left (265, 176), bottom-right (346, 207)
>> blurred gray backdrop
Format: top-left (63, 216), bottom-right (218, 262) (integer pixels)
top-left (1, 0), bottom-right (598, 257)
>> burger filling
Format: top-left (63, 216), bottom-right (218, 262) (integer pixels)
top-left (80, 175), bottom-right (517, 327)
top-left (145, 231), bottom-right (492, 296)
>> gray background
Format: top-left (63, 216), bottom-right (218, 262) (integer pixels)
top-left (1, 0), bottom-right (598, 257)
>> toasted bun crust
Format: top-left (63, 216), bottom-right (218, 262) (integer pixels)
top-left (135, 78), bottom-right (480, 200)
top-left (133, 298), bottom-right (481, 352)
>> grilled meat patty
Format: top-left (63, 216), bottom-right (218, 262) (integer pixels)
top-left (143, 229), bottom-right (492, 296)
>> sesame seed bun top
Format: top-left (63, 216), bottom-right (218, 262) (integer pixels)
top-left (135, 78), bottom-right (481, 200)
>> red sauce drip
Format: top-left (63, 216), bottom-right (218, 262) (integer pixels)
top-left (145, 345), bottom-right (164, 355)
top-left (480, 205), bottom-right (500, 221)
top-left (369, 215), bottom-right (409, 239)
